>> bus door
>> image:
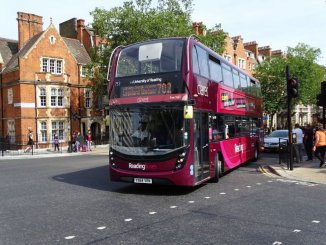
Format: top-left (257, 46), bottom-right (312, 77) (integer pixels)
top-left (194, 112), bottom-right (210, 181)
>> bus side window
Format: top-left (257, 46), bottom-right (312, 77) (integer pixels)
top-left (211, 115), bottom-right (225, 141)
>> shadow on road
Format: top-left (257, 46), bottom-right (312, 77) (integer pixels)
top-left (52, 165), bottom-right (198, 196)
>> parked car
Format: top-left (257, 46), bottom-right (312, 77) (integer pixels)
top-left (264, 130), bottom-right (289, 151)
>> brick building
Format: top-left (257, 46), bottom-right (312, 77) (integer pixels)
top-left (0, 12), bottom-right (104, 150)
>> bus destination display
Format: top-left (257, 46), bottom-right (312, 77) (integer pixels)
top-left (121, 82), bottom-right (172, 97)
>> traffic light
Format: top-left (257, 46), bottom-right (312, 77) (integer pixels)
top-left (316, 94), bottom-right (326, 106)
top-left (287, 77), bottom-right (299, 98)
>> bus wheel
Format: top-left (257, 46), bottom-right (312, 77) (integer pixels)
top-left (212, 154), bottom-right (223, 183)
top-left (253, 146), bottom-right (259, 162)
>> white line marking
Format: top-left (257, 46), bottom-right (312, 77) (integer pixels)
top-left (149, 211), bottom-right (157, 215)
top-left (312, 220), bottom-right (320, 223)
top-left (246, 186), bottom-right (252, 188)
top-left (256, 183), bottom-right (262, 185)
top-left (268, 180), bottom-right (273, 183)
top-left (293, 229), bottom-right (301, 233)
top-left (272, 242), bottom-right (282, 245)
top-left (65, 236), bottom-right (75, 240)
top-left (170, 206), bottom-right (177, 209)
top-left (97, 226), bottom-right (106, 230)
top-left (219, 192), bottom-right (226, 195)
top-left (124, 218), bottom-right (132, 222)
top-left (234, 189), bottom-right (239, 191)
top-left (204, 196), bottom-right (211, 199)
top-left (188, 201), bottom-right (195, 203)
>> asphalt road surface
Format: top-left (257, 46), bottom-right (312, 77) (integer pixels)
top-left (0, 154), bottom-right (325, 245)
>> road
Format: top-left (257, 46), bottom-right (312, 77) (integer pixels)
top-left (0, 154), bottom-right (325, 245)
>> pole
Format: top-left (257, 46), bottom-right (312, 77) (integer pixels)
top-left (286, 65), bottom-right (293, 170)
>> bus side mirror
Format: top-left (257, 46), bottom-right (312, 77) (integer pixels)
top-left (184, 105), bottom-right (193, 119)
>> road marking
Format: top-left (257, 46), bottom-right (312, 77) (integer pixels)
top-left (219, 192), bottom-right (226, 195)
top-left (256, 183), bottom-right (262, 185)
top-left (312, 220), bottom-right (320, 223)
top-left (149, 211), bottom-right (157, 215)
top-left (188, 201), bottom-right (195, 203)
top-left (65, 236), bottom-right (75, 240)
top-left (234, 189), bottom-right (239, 191)
top-left (293, 229), bottom-right (301, 233)
top-left (268, 180), bottom-right (273, 182)
top-left (170, 206), bottom-right (177, 209)
top-left (276, 179), bottom-right (318, 186)
top-left (204, 196), bottom-right (211, 199)
top-left (272, 242), bottom-right (282, 245)
top-left (124, 218), bottom-right (132, 222)
top-left (246, 186), bottom-right (252, 188)
top-left (97, 226), bottom-right (106, 230)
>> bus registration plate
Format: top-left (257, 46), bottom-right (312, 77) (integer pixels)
top-left (134, 178), bottom-right (152, 184)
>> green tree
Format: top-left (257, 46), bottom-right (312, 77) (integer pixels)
top-left (88, 0), bottom-right (226, 96)
top-left (254, 43), bottom-right (325, 126)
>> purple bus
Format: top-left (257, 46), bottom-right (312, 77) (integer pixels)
top-left (107, 36), bottom-right (263, 186)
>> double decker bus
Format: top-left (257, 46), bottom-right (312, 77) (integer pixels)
top-left (107, 36), bottom-right (263, 186)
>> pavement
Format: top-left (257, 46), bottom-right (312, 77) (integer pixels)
top-left (259, 155), bottom-right (326, 185)
top-left (1, 145), bottom-right (325, 185)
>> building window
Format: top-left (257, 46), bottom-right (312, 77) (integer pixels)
top-left (238, 58), bottom-right (246, 69)
top-left (57, 60), bottom-right (62, 74)
top-left (85, 89), bottom-right (92, 108)
top-left (49, 35), bottom-right (56, 45)
top-left (40, 121), bottom-right (47, 142)
top-left (41, 58), bottom-right (63, 74)
top-left (42, 59), bottom-right (48, 72)
top-left (51, 88), bottom-right (64, 107)
top-left (8, 88), bottom-right (13, 104)
top-left (81, 66), bottom-right (87, 77)
top-left (7, 120), bottom-right (15, 143)
top-left (52, 121), bottom-right (64, 140)
top-left (40, 88), bottom-right (46, 107)
top-left (224, 55), bottom-right (232, 63)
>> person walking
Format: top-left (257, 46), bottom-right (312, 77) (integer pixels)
top-left (53, 133), bottom-right (60, 152)
top-left (303, 124), bottom-right (314, 161)
top-left (313, 123), bottom-right (326, 167)
top-left (86, 130), bottom-right (92, 151)
top-left (25, 129), bottom-right (34, 152)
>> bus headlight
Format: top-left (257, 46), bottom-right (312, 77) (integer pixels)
top-left (175, 152), bottom-right (187, 170)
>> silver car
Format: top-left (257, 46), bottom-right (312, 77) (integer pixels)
top-left (264, 130), bottom-right (289, 151)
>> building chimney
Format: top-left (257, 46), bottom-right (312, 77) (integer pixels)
top-left (244, 41), bottom-right (258, 59)
top-left (77, 19), bottom-right (85, 43)
top-left (192, 22), bottom-right (204, 35)
top-left (17, 12), bottom-right (43, 50)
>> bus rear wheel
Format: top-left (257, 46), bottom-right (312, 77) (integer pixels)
top-left (212, 154), bottom-right (223, 183)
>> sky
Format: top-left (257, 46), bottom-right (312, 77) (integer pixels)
top-left (1, 0), bottom-right (326, 66)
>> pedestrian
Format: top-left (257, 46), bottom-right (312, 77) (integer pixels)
top-left (25, 128), bottom-right (34, 152)
top-left (86, 130), bottom-right (92, 151)
top-left (53, 133), bottom-right (60, 152)
top-left (303, 124), bottom-right (314, 161)
top-left (75, 132), bottom-right (81, 152)
top-left (293, 123), bottom-right (304, 162)
top-left (313, 123), bottom-right (326, 167)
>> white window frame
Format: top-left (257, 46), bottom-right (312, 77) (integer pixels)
top-left (40, 121), bottom-right (47, 143)
top-left (41, 58), bottom-right (63, 74)
top-left (85, 89), bottom-right (92, 108)
top-left (39, 88), bottom-right (46, 107)
top-left (238, 58), bottom-right (246, 69)
top-left (51, 88), bottom-right (64, 107)
top-left (81, 66), bottom-right (87, 77)
top-left (52, 121), bottom-right (64, 141)
top-left (224, 55), bottom-right (232, 63)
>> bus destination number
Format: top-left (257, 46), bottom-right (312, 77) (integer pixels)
top-left (134, 178), bottom-right (153, 184)
top-left (121, 82), bottom-right (172, 97)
